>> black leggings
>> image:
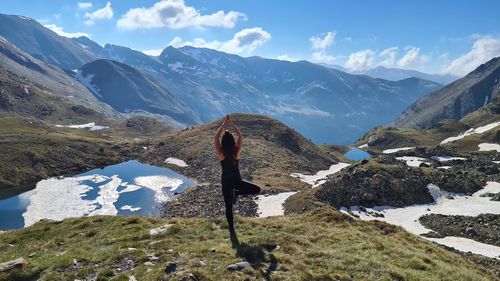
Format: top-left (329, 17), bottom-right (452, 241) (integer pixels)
top-left (221, 179), bottom-right (261, 233)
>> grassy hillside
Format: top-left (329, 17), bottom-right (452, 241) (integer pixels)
top-left (0, 117), bottom-right (134, 191)
top-left (356, 96), bottom-right (500, 152)
top-left (0, 207), bottom-right (497, 281)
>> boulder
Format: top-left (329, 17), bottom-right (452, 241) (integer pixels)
top-left (226, 261), bottom-right (252, 271)
top-left (0, 258), bottom-right (25, 272)
top-left (149, 224), bottom-right (174, 236)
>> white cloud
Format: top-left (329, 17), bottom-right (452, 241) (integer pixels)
top-left (442, 36), bottom-right (500, 76)
top-left (43, 24), bottom-right (91, 38)
top-left (345, 49), bottom-right (375, 71)
top-left (343, 36), bottom-right (352, 42)
top-left (168, 36), bottom-right (183, 47)
top-left (310, 32), bottom-right (335, 50)
top-left (379, 47), bottom-right (398, 66)
top-left (277, 54), bottom-right (296, 62)
top-left (78, 2), bottom-right (92, 10)
top-left (117, 0), bottom-right (246, 30)
top-left (312, 52), bottom-right (335, 64)
top-left (84, 1), bottom-right (113, 26)
top-left (397, 46), bottom-right (429, 67)
top-left (142, 49), bottom-right (163, 56)
top-left (309, 31), bottom-right (336, 64)
top-left (168, 27), bottom-right (271, 55)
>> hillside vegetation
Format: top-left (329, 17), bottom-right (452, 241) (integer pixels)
top-left (0, 207), bottom-right (497, 281)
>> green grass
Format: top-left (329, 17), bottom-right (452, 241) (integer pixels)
top-left (0, 208), bottom-right (496, 281)
top-left (0, 116), bottom-right (136, 190)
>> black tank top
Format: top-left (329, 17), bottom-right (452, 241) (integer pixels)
top-left (220, 157), bottom-right (241, 181)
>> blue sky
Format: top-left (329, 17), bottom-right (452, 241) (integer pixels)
top-left (2, 0), bottom-right (499, 76)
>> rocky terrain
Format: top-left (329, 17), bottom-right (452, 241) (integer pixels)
top-left (285, 151), bottom-right (496, 212)
top-left (420, 214), bottom-right (500, 247)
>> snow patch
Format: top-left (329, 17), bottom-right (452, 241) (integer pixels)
top-left (382, 147), bottom-right (415, 154)
top-left (358, 144), bottom-right (369, 149)
top-left (290, 163), bottom-right (350, 187)
top-left (120, 205), bottom-right (141, 212)
top-left (168, 62), bottom-right (183, 72)
top-left (134, 175), bottom-right (183, 202)
top-left (427, 236), bottom-right (500, 259)
top-left (431, 156), bottom-right (467, 162)
top-left (91, 175), bottom-right (121, 216)
top-left (437, 166), bottom-right (452, 170)
top-left (478, 143), bottom-right (500, 152)
top-left (342, 182), bottom-right (500, 259)
top-left (22, 174), bottom-right (122, 226)
top-left (483, 95), bottom-right (489, 106)
top-left (396, 156), bottom-right (430, 167)
top-left (256, 192), bottom-right (297, 218)
top-left (119, 185), bottom-right (142, 193)
top-left (56, 122), bottom-right (109, 131)
top-left (441, 122), bottom-right (500, 144)
top-left (23, 176), bottom-right (96, 226)
top-left (75, 70), bottom-right (102, 98)
top-left (164, 157), bottom-right (188, 167)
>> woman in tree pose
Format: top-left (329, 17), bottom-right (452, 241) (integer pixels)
top-left (214, 115), bottom-right (261, 238)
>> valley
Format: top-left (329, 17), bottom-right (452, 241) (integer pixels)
top-left (0, 7), bottom-right (499, 281)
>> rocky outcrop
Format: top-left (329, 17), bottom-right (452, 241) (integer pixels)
top-left (420, 214), bottom-right (500, 247)
top-left (313, 154), bottom-right (486, 209)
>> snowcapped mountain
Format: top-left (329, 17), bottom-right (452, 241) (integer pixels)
top-left (0, 35), bottom-right (117, 117)
top-left (155, 46), bottom-right (442, 143)
top-left (0, 14), bottom-right (443, 143)
top-left (76, 59), bottom-right (199, 125)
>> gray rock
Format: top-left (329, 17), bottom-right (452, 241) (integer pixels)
top-left (226, 261), bottom-right (252, 271)
top-left (226, 264), bottom-right (239, 271)
top-left (149, 224), bottom-right (174, 236)
top-left (143, 262), bottom-right (154, 266)
top-left (165, 262), bottom-right (176, 274)
top-left (0, 258), bottom-right (25, 272)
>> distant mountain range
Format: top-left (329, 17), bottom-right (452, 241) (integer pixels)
top-left (0, 13), bottom-right (444, 143)
top-left (394, 57), bottom-right (500, 129)
top-left (76, 59), bottom-right (199, 125)
top-left (0, 34), bottom-right (116, 117)
top-left (0, 14), bottom-right (97, 70)
top-left (323, 64), bottom-right (458, 85)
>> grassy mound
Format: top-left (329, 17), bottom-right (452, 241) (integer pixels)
top-left (0, 208), bottom-right (496, 281)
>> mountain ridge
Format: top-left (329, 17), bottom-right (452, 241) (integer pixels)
top-left (394, 56), bottom-right (500, 129)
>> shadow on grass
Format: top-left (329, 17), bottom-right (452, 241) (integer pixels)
top-left (231, 232), bottom-right (279, 280)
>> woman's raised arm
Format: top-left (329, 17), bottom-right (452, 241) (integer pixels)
top-left (228, 116), bottom-right (243, 159)
top-left (214, 117), bottom-right (227, 160)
